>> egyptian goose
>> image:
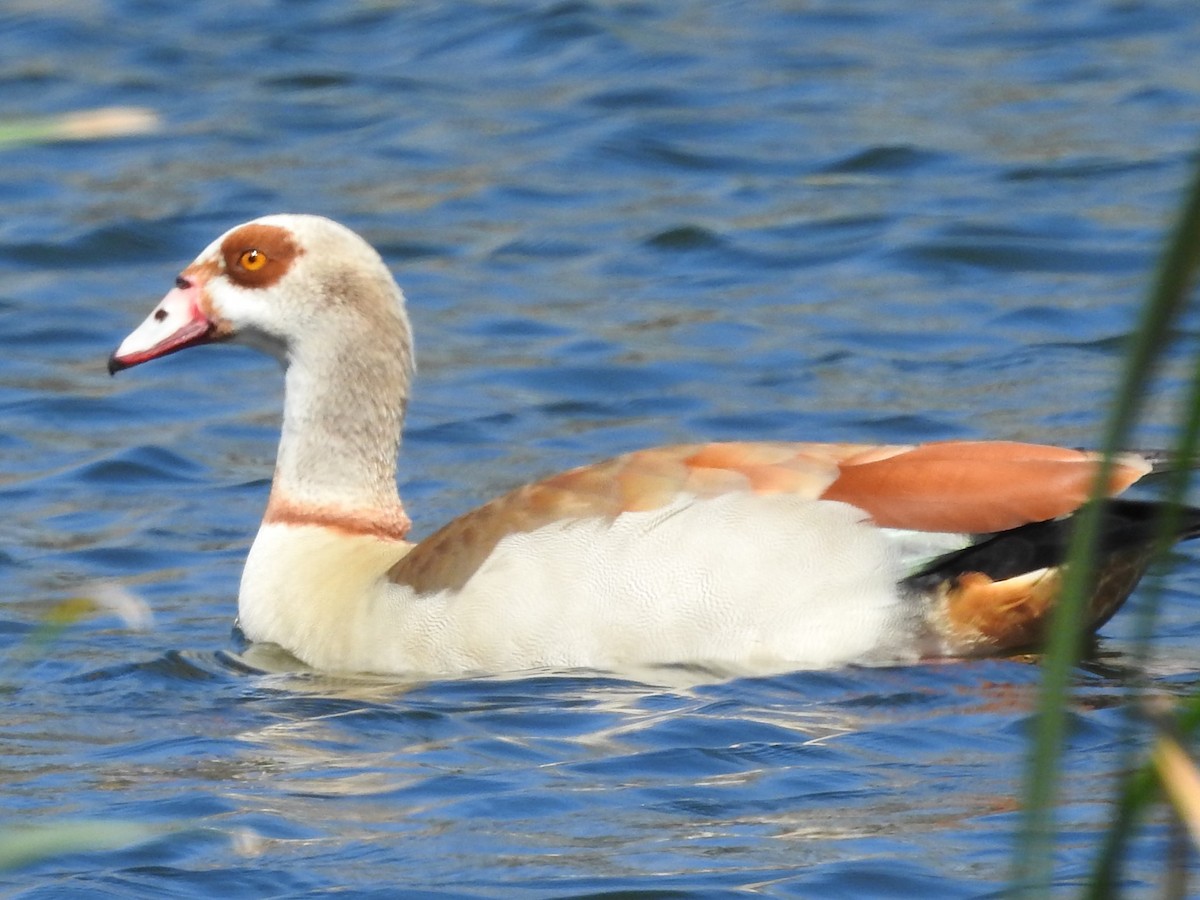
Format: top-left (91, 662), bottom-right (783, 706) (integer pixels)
top-left (109, 214), bottom-right (1198, 676)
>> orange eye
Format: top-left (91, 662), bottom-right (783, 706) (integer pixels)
top-left (239, 249), bottom-right (267, 271)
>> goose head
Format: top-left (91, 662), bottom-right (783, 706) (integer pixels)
top-left (110, 214), bottom-right (416, 518)
top-left (108, 214), bottom-right (413, 374)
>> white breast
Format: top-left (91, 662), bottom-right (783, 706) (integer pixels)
top-left (237, 523), bottom-right (411, 670)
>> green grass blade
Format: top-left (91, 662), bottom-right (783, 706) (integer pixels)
top-left (1013, 152), bottom-right (1200, 894)
top-left (0, 107), bottom-right (159, 148)
top-left (0, 820), bottom-right (161, 871)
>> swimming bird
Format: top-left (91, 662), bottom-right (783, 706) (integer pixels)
top-left (108, 214), bottom-right (1198, 675)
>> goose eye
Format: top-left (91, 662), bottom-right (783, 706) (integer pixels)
top-left (239, 249), bottom-right (268, 271)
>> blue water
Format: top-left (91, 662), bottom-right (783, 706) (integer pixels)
top-left (3, 1), bottom-right (1200, 895)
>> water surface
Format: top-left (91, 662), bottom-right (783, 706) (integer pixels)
top-left (3, 1), bottom-right (1200, 895)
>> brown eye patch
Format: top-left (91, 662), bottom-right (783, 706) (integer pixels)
top-left (220, 224), bottom-right (304, 289)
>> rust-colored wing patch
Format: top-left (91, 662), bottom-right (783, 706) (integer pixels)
top-left (820, 441), bottom-right (1151, 533)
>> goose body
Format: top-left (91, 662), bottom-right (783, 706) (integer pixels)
top-left (109, 214), bottom-right (1197, 675)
